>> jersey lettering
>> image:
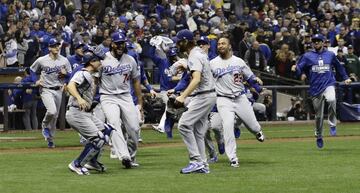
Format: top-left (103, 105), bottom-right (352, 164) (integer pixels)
top-left (102, 64), bottom-right (131, 76)
top-left (43, 66), bottom-right (62, 74)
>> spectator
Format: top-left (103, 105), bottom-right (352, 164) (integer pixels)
top-left (274, 43), bottom-right (296, 78)
top-left (15, 30), bottom-right (28, 66)
top-left (345, 45), bottom-right (360, 82)
top-left (3, 32), bottom-right (18, 66)
top-left (244, 41), bottom-right (267, 71)
top-left (238, 31), bottom-right (254, 58)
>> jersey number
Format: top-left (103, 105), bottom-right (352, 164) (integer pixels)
top-left (123, 74), bottom-right (130, 83)
top-left (234, 73), bottom-right (243, 85)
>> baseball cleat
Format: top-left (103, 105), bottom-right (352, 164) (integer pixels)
top-left (180, 162), bottom-right (204, 174)
top-left (68, 161), bottom-right (90, 175)
top-left (230, 160), bottom-right (239, 168)
top-left (316, 138), bottom-right (324, 148)
top-left (42, 128), bottom-right (51, 140)
top-left (48, 141), bottom-right (55, 148)
top-left (84, 161), bottom-right (106, 172)
top-left (208, 156), bottom-right (218, 164)
top-left (330, 126), bottom-right (337, 136)
top-left (122, 158), bottom-right (132, 169)
top-left (138, 138), bottom-right (143, 143)
top-left (256, 131), bottom-right (265, 142)
top-left (194, 167), bottom-right (210, 174)
top-left (218, 143), bottom-right (225, 155)
top-left (152, 125), bottom-right (165, 133)
top-left (234, 127), bottom-right (241, 139)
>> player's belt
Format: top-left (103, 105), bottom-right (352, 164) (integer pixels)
top-left (217, 91), bottom-right (246, 99)
top-left (189, 89), bottom-right (215, 97)
top-left (43, 86), bottom-right (61, 90)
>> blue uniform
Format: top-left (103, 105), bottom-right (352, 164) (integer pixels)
top-left (149, 47), bottom-right (177, 91)
top-left (295, 50), bottom-right (349, 96)
top-left (295, 48), bottom-right (349, 144)
top-left (67, 54), bottom-right (83, 70)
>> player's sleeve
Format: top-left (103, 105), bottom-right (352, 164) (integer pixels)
top-left (331, 53), bottom-right (349, 80)
top-left (295, 54), bottom-right (307, 77)
top-left (70, 71), bottom-right (85, 85)
top-left (30, 58), bottom-right (41, 82)
top-left (174, 72), bottom-right (190, 92)
top-left (130, 57), bottom-right (140, 79)
top-left (188, 54), bottom-right (203, 73)
top-left (63, 58), bottom-right (73, 83)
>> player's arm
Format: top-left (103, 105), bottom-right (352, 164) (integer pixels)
top-left (29, 58), bottom-right (43, 86)
top-left (176, 70), bottom-right (201, 104)
top-left (133, 78), bottom-right (143, 108)
top-left (332, 54), bottom-right (351, 84)
top-left (140, 65), bottom-right (156, 97)
top-left (291, 55), bottom-right (306, 78)
top-left (67, 80), bottom-right (89, 111)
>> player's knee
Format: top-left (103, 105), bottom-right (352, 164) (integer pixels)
top-left (47, 109), bottom-right (57, 117)
top-left (89, 131), bottom-right (107, 149)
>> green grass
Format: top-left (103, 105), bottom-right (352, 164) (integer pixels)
top-left (1, 123), bottom-right (360, 193)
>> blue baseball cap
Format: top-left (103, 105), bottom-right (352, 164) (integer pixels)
top-left (126, 41), bottom-right (135, 49)
top-left (176, 29), bottom-right (194, 41)
top-left (197, 36), bottom-right (209, 45)
top-left (111, 32), bottom-right (126, 43)
top-left (311, 34), bottom-right (325, 42)
top-left (48, 38), bottom-right (60, 46)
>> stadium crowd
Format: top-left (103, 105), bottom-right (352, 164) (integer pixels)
top-left (0, 0), bottom-right (360, 129)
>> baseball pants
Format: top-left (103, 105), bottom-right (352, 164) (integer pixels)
top-left (178, 93), bottom-right (216, 163)
top-left (312, 86), bottom-right (336, 138)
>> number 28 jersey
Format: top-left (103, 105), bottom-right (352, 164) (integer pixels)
top-left (99, 52), bottom-right (140, 95)
top-left (210, 55), bottom-right (254, 98)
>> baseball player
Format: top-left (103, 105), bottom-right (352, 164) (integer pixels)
top-left (205, 105), bottom-right (225, 163)
top-left (210, 37), bottom-right (265, 168)
top-left (99, 32), bottom-right (142, 168)
top-left (149, 44), bottom-right (179, 133)
top-left (66, 48), bottom-right (111, 175)
top-left (175, 29), bottom-right (216, 174)
top-left (291, 34), bottom-right (351, 148)
top-left (30, 38), bottom-right (72, 148)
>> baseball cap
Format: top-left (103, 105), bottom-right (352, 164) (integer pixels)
top-left (48, 38), bottom-right (60, 47)
top-left (126, 41), bottom-right (135, 49)
top-left (111, 32), bottom-right (126, 43)
top-left (176, 29), bottom-right (194, 41)
top-left (197, 36), bottom-right (209, 45)
top-left (311, 34), bottom-right (325, 42)
top-left (348, 45), bottom-right (353, 49)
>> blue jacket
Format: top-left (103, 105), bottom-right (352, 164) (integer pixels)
top-left (295, 49), bottom-right (349, 96)
top-left (149, 47), bottom-right (177, 91)
top-left (67, 54), bottom-right (83, 70)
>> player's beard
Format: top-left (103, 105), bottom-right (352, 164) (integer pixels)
top-left (111, 43), bottom-right (125, 59)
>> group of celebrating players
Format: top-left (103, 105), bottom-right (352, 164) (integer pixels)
top-left (29, 27), bottom-right (351, 175)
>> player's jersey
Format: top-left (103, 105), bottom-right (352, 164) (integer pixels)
top-left (30, 54), bottom-right (72, 88)
top-left (210, 55), bottom-right (254, 98)
top-left (99, 52), bottom-right (140, 95)
top-left (67, 70), bottom-right (96, 107)
top-left (296, 49), bottom-right (348, 96)
top-left (188, 47), bottom-right (214, 95)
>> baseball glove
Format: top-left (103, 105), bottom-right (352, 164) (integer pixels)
top-left (166, 95), bottom-right (187, 121)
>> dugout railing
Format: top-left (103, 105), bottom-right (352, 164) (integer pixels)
top-left (1, 81), bottom-right (359, 131)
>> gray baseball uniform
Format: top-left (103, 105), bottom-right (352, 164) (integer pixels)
top-left (30, 54), bottom-right (72, 142)
top-left (66, 70), bottom-right (103, 138)
top-left (178, 47), bottom-right (216, 164)
top-left (210, 55), bottom-right (261, 163)
top-left (99, 52), bottom-right (140, 161)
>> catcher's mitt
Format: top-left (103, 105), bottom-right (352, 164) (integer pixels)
top-left (166, 95), bottom-right (187, 121)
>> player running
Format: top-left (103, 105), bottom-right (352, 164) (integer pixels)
top-left (291, 34), bottom-right (351, 148)
top-left (175, 29), bottom-right (216, 174)
top-left (210, 37), bottom-right (265, 168)
top-left (66, 47), bottom-right (111, 175)
top-left (30, 38), bottom-right (72, 148)
top-left (99, 32), bottom-right (142, 168)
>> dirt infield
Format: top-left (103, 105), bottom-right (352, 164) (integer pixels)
top-left (1, 135), bottom-right (360, 154)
